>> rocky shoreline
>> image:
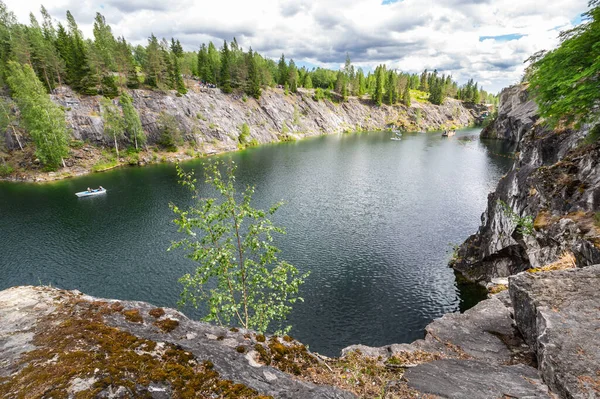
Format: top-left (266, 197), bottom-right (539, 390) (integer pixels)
top-left (2, 265), bottom-right (599, 398)
top-left (1, 86), bottom-right (481, 183)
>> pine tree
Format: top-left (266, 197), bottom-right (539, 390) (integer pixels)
top-left (304, 74), bottom-right (313, 89)
top-left (65, 11), bottom-right (97, 94)
top-left (145, 34), bottom-right (166, 88)
top-left (6, 61), bottom-right (69, 169)
top-left (197, 43), bottom-right (209, 81)
top-left (419, 69), bottom-right (428, 92)
top-left (373, 65), bottom-right (385, 106)
top-left (119, 92), bottom-right (145, 150)
top-left (220, 40), bottom-right (231, 93)
top-left (402, 83), bottom-right (411, 107)
top-left (288, 59), bottom-right (298, 93)
top-left (246, 48), bottom-right (261, 99)
top-left (277, 54), bottom-right (287, 86)
top-left (206, 42), bottom-right (220, 84)
top-left (28, 13), bottom-right (64, 90)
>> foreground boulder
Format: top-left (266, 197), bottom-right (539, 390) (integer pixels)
top-left (0, 286), bottom-right (354, 399)
top-left (510, 265), bottom-right (600, 398)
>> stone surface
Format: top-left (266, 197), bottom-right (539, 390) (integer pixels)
top-left (0, 286), bottom-right (354, 399)
top-left (510, 265), bottom-right (600, 398)
top-left (453, 84), bottom-right (600, 283)
top-left (404, 359), bottom-right (553, 399)
top-left (3, 85), bottom-right (479, 154)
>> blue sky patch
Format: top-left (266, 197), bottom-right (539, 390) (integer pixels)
top-left (479, 33), bottom-right (525, 42)
top-left (382, 0), bottom-right (401, 5)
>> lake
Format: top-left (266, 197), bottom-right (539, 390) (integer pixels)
top-left (0, 128), bottom-right (514, 356)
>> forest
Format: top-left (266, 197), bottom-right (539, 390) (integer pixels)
top-left (0, 1), bottom-right (496, 171)
top-left (0, 2), bottom-right (495, 105)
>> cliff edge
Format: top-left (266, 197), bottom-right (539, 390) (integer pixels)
top-left (452, 84), bottom-right (600, 283)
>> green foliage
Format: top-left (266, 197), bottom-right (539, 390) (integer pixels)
top-left (527, 1), bottom-right (600, 128)
top-left (584, 124), bottom-right (600, 144)
top-left (313, 87), bottom-right (325, 101)
top-left (497, 200), bottom-right (534, 236)
top-left (170, 161), bottom-right (309, 333)
top-left (594, 212), bottom-right (600, 228)
top-left (0, 163), bottom-right (13, 176)
top-left (402, 85), bottom-right (411, 107)
top-left (5, 62), bottom-right (69, 169)
top-left (100, 97), bottom-right (125, 157)
top-left (157, 112), bottom-right (183, 150)
top-left (119, 93), bottom-right (146, 150)
top-left (238, 123), bottom-right (251, 146)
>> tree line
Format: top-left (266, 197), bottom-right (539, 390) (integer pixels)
top-left (0, 1), bottom-right (496, 170)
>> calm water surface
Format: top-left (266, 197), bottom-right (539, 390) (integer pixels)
top-left (0, 128), bottom-right (513, 356)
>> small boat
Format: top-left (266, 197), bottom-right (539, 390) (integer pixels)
top-left (76, 187), bottom-right (107, 197)
top-left (390, 137), bottom-right (402, 141)
top-left (442, 130), bottom-right (456, 137)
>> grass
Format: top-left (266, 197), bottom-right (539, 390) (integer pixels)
top-left (410, 89), bottom-right (429, 103)
top-left (91, 159), bottom-right (119, 172)
top-left (527, 251), bottom-right (576, 273)
top-left (0, 163), bottom-right (14, 176)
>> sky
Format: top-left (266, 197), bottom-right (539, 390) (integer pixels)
top-left (2, 0), bottom-right (590, 93)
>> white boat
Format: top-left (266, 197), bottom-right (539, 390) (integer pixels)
top-left (442, 130), bottom-right (456, 137)
top-left (75, 187), bottom-right (107, 197)
top-left (390, 137), bottom-right (402, 141)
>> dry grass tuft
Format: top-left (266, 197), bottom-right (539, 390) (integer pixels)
top-left (528, 251), bottom-right (576, 273)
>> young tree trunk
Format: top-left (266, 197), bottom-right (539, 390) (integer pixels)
top-left (134, 133), bottom-right (138, 151)
top-left (114, 134), bottom-right (119, 158)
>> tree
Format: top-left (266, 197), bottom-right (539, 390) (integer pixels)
top-left (373, 65), bottom-right (385, 106)
top-left (419, 69), bottom-right (428, 92)
top-left (527, 0), bottom-right (600, 127)
top-left (246, 48), bottom-right (261, 99)
top-left (100, 97), bottom-right (125, 157)
top-left (119, 92), bottom-right (145, 150)
top-left (5, 61), bottom-right (69, 169)
top-left (0, 98), bottom-right (23, 150)
top-left (277, 54), bottom-right (287, 86)
top-left (170, 161), bottom-right (309, 334)
top-left (220, 40), bottom-right (231, 93)
top-left (402, 83), bottom-right (411, 107)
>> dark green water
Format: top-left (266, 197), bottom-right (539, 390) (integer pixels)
top-left (0, 128), bottom-right (513, 356)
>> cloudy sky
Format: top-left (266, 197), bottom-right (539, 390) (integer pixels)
top-left (3, 0), bottom-right (590, 92)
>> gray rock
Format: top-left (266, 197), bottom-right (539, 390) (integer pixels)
top-left (453, 84), bottom-right (600, 283)
top-left (0, 286), bottom-right (354, 399)
top-left (404, 359), bottom-right (553, 399)
top-left (510, 265), bottom-right (600, 398)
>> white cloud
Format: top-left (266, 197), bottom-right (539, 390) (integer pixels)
top-left (3, 0), bottom-right (589, 92)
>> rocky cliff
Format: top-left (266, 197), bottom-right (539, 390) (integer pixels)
top-left (452, 84), bottom-right (600, 282)
top-left (1, 85), bottom-right (479, 181)
top-left (45, 86), bottom-right (476, 150)
top-left (3, 266), bottom-right (599, 398)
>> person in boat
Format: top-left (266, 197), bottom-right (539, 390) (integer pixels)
top-left (99, 186), bottom-right (104, 191)
top-left (87, 187), bottom-right (91, 192)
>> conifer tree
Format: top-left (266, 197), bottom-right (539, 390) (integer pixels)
top-left (277, 54), bottom-right (287, 86)
top-left (220, 40), bottom-right (231, 93)
top-left (402, 83), bottom-right (411, 107)
top-left (206, 42), bottom-right (220, 84)
top-left (246, 48), bottom-right (261, 99)
top-left (419, 69), bottom-right (428, 92)
top-left (373, 65), bottom-right (385, 106)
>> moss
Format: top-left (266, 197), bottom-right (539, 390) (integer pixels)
top-left (254, 344), bottom-right (271, 365)
top-left (217, 335), bottom-right (225, 341)
top-left (229, 327), bottom-right (239, 332)
top-left (255, 334), bottom-right (266, 343)
top-left (110, 302), bottom-right (124, 312)
top-left (122, 309), bottom-right (143, 323)
top-left (236, 346), bottom-right (246, 354)
top-left (154, 318), bottom-right (179, 333)
top-left (148, 308), bottom-right (165, 318)
top-left (0, 294), bottom-right (267, 398)
top-left (282, 335), bottom-right (293, 343)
